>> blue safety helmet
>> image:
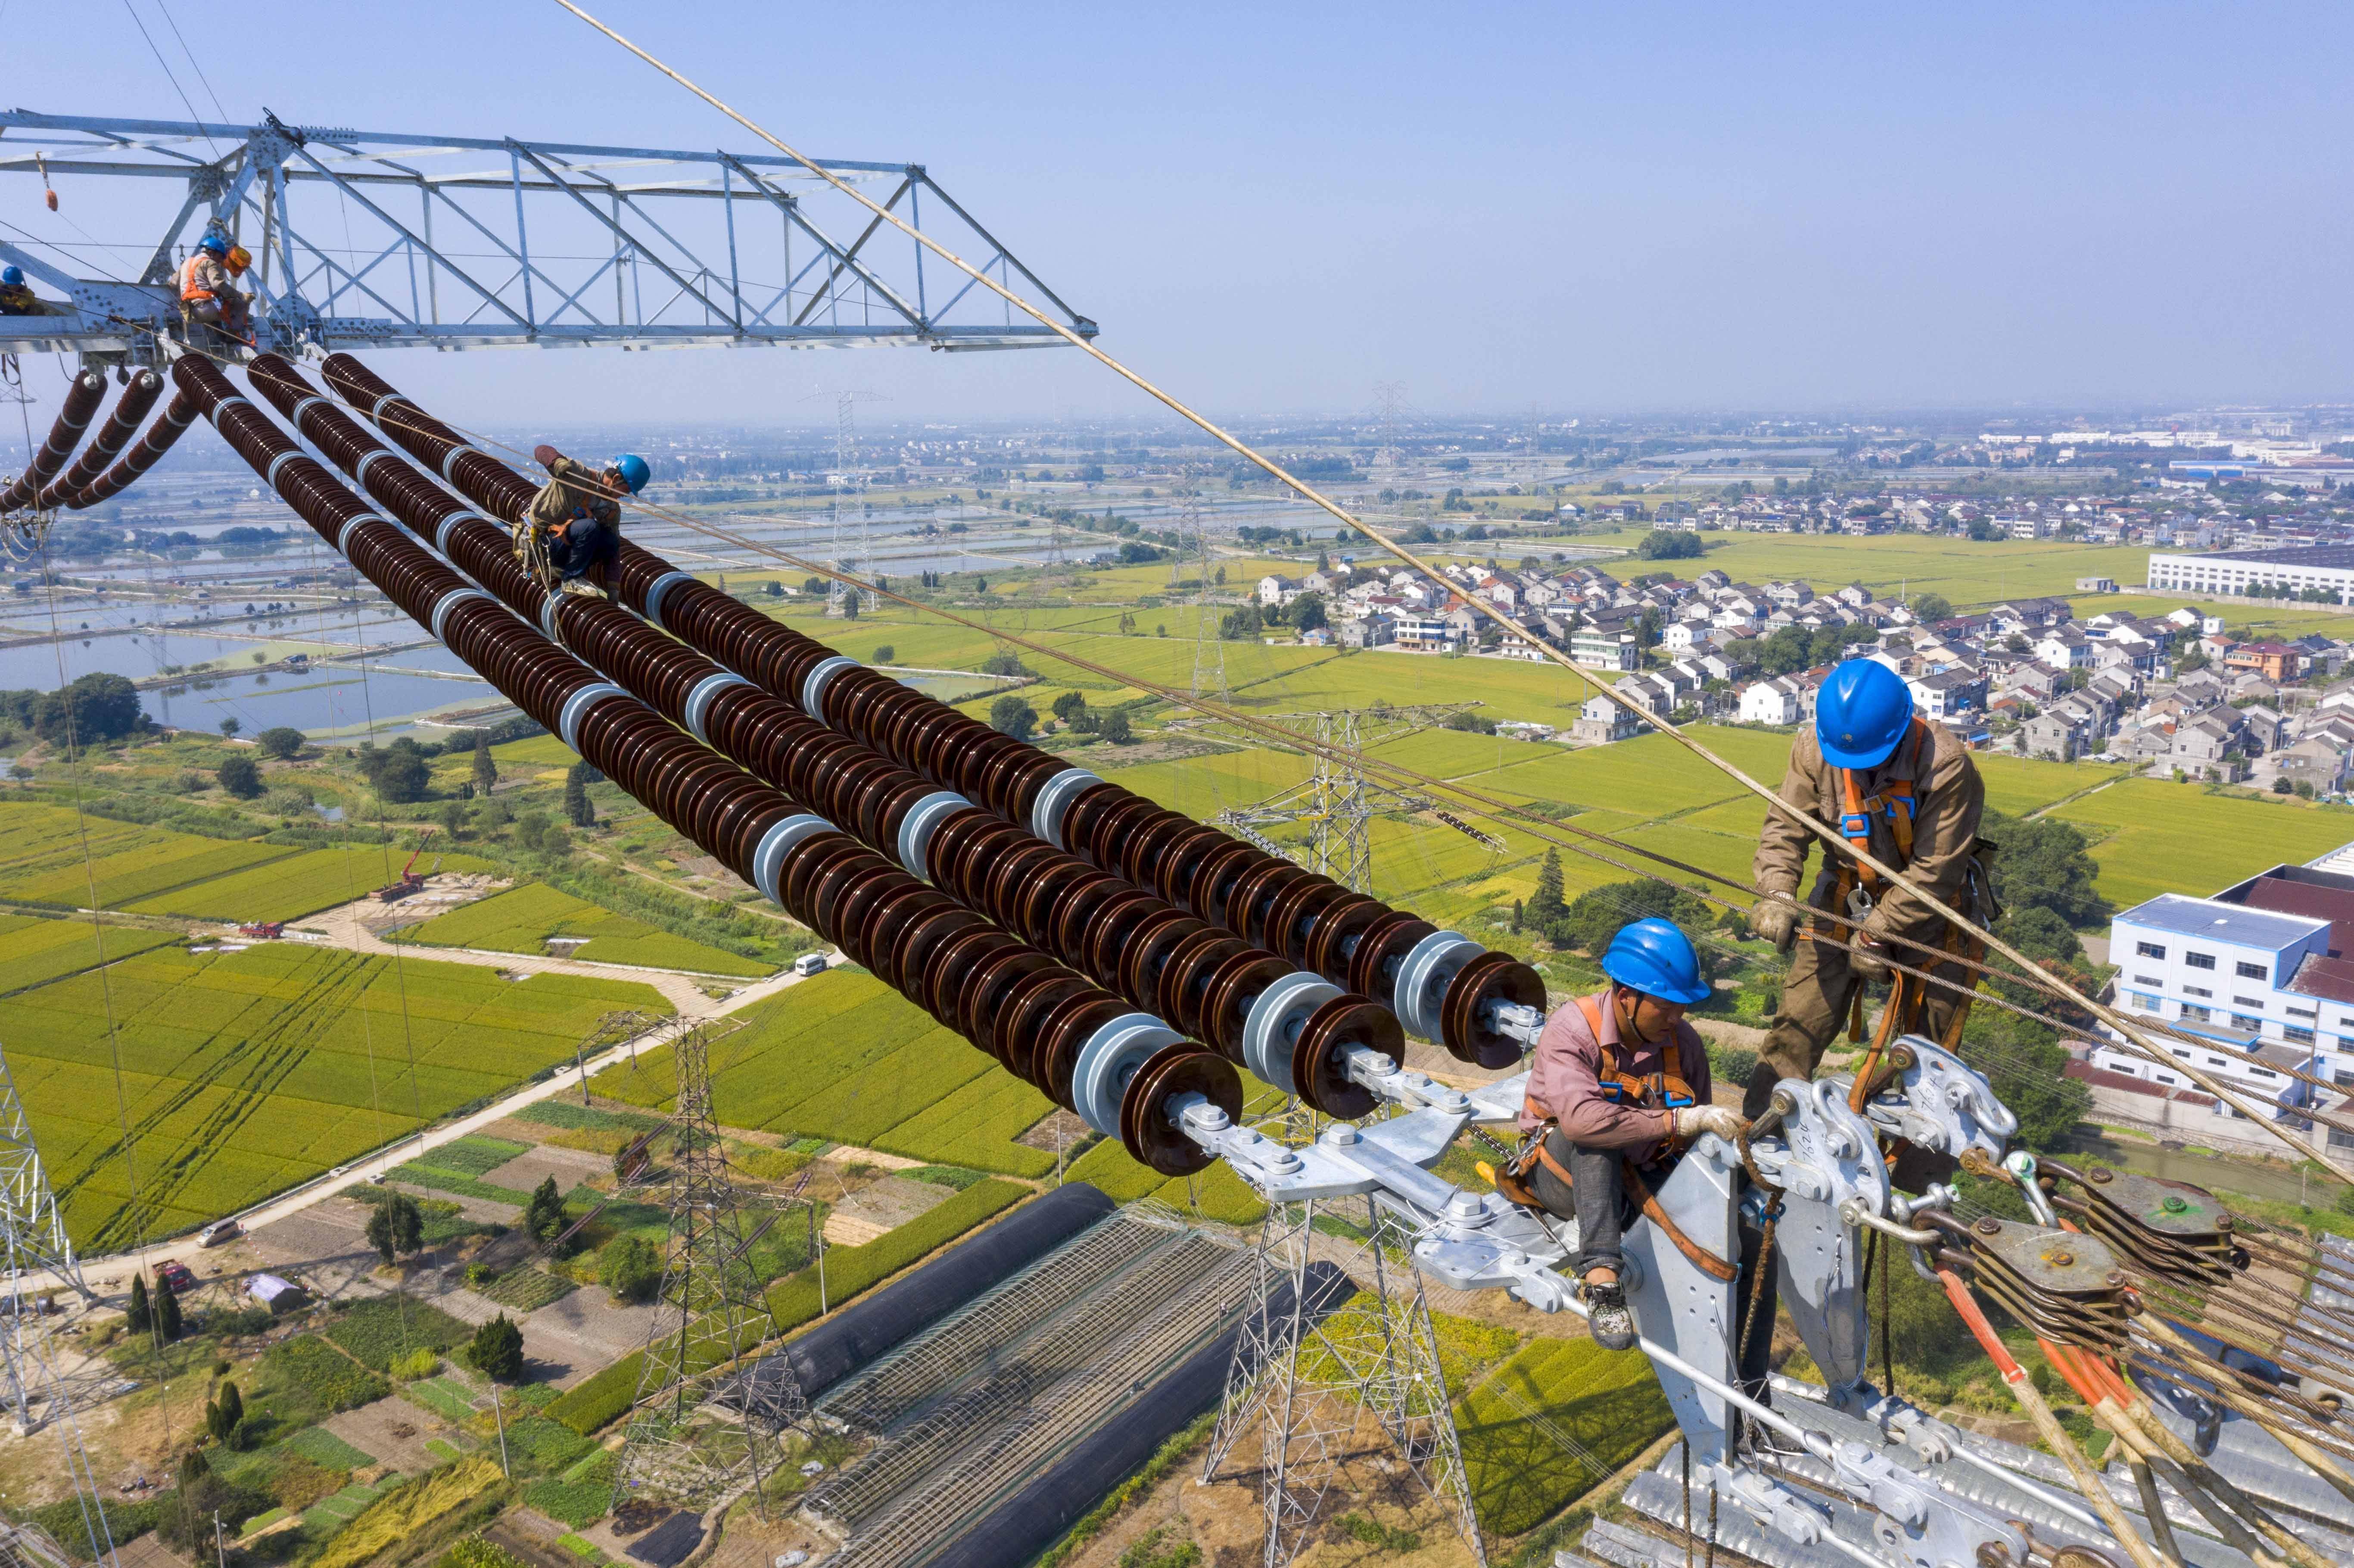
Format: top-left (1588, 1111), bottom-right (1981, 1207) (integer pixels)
top-left (197, 233), bottom-right (230, 257)
top-left (0, 266), bottom-right (20, 287)
top-left (608, 453), bottom-right (650, 495)
top-left (1600, 917), bottom-right (1711, 1006)
top-left (1815, 658), bottom-right (1913, 769)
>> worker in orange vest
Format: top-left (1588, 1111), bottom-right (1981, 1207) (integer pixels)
top-left (178, 233), bottom-right (254, 347)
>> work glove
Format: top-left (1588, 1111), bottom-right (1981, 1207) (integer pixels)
top-left (1672, 1104), bottom-right (1748, 1144)
top-left (1748, 893), bottom-right (1799, 948)
top-left (533, 444), bottom-right (562, 470)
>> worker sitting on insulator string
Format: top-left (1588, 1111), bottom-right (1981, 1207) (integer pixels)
top-left (1744, 659), bottom-right (1994, 1147)
top-left (523, 448), bottom-right (647, 596)
top-left (1495, 917), bottom-right (1743, 1351)
top-left (0, 266), bottom-right (52, 316)
top-left (177, 233), bottom-right (254, 349)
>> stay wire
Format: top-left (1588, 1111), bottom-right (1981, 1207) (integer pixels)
top-left (117, 0), bottom-right (221, 163)
top-left (545, 0), bottom-right (2337, 1178)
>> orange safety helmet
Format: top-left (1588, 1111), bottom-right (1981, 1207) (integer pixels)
top-left (225, 246), bottom-right (252, 276)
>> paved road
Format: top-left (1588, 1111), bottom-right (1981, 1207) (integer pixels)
top-left (59, 908), bottom-right (838, 1297)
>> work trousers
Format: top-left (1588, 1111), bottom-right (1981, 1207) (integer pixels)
top-left (1743, 924), bottom-right (1970, 1120)
top-left (1529, 1129), bottom-right (1666, 1277)
top-left (551, 518), bottom-right (620, 583)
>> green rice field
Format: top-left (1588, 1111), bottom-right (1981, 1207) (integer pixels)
top-left (395, 882), bottom-right (773, 976)
top-left (0, 930), bottom-right (671, 1249)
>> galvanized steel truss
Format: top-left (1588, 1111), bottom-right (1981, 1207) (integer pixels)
top-left (0, 111), bottom-right (1094, 361)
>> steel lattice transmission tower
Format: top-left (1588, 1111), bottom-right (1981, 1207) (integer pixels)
top-left (1202, 1147), bottom-right (1483, 1568)
top-left (1181, 471), bottom-right (1228, 702)
top-left (808, 390), bottom-right (886, 614)
top-left (612, 1023), bottom-right (798, 1520)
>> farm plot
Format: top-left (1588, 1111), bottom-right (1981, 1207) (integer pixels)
top-left (588, 970), bottom-right (1050, 1175)
top-left (1456, 1335), bottom-right (1675, 1535)
top-left (2052, 781), bottom-right (2354, 909)
top-left (126, 846), bottom-right (497, 924)
top-left (0, 942), bottom-right (669, 1248)
top-left (0, 803), bottom-right (296, 909)
top-left (0, 915), bottom-right (177, 995)
top-left (395, 883), bottom-right (772, 976)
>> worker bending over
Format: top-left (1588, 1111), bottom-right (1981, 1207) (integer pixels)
top-left (1745, 659), bottom-right (1992, 1122)
top-left (1504, 918), bottom-right (1744, 1350)
top-left (523, 447), bottom-right (648, 595)
top-left (0, 266), bottom-right (52, 316)
top-left (178, 234), bottom-right (255, 348)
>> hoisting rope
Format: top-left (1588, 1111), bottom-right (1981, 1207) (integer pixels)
top-left (544, 0), bottom-right (2349, 1181)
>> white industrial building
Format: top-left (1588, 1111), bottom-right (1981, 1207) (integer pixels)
top-left (2145, 544), bottom-right (2354, 602)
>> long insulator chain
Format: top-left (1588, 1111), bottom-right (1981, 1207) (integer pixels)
top-left (0, 369), bottom-right (106, 514)
top-left (59, 388), bottom-right (201, 511)
top-left (36, 371), bottom-right (163, 511)
top-left (173, 353), bottom-right (1237, 1177)
top-left (316, 354), bottom-right (1545, 1069)
top-left (247, 354), bottom-right (1401, 1119)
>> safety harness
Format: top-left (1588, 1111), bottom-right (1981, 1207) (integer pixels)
top-left (1499, 992), bottom-right (1737, 1282)
top-left (177, 254), bottom-right (216, 307)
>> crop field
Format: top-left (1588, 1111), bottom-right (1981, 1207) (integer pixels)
top-left (125, 846), bottom-right (497, 924)
top-left (0, 916), bottom-right (177, 996)
top-left (0, 941), bottom-right (669, 1248)
top-left (395, 883), bottom-right (773, 976)
top-left (0, 804), bottom-right (297, 909)
top-left (2051, 781), bottom-right (2354, 909)
top-left (1455, 1335), bottom-right (1675, 1535)
top-left (588, 970), bottom-right (1053, 1177)
top-left (1557, 527), bottom-right (2153, 608)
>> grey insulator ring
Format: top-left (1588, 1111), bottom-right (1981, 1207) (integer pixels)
top-left (1071, 1013), bottom-right (1182, 1137)
top-left (1030, 767), bottom-right (1102, 851)
top-left (1392, 930), bottom-right (1480, 1041)
top-left (430, 587), bottom-right (494, 645)
top-left (896, 791), bottom-right (971, 884)
top-left (1239, 971), bottom-right (1341, 1093)
top-left (682, 672), bottom-right (750, 745)
top-left (800, 655), bottom-right (860, 717)
top-left (750, 813), bottom-right (833, 907)
top-left (558, 681), bottom-right (628, 751)
top-left (641, 569), bottom-right (695, 627)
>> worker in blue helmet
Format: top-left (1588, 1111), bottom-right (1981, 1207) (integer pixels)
top-left (0, 265), bottom-right (41, 316)
top-left (522, 445), bottom-right (649, 595)
top-left (1745, 655), bottom-right (1993, 1122)
top-left (1500, 916), bottom-right (1745, 1350)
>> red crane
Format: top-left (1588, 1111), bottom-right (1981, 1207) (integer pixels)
top-left (371, 831), bottom-right (439, 902)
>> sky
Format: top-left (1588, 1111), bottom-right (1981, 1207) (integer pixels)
top-left (7, 1), bottom-right (2353, 431)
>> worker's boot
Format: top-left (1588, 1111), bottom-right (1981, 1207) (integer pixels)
top-left (1580, 1272), bottom-right (1637, 1352)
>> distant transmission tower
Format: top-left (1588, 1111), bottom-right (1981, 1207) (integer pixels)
top-left (1183, 471), bottom-right (1228, 701)
top-left (1372, 381), bottom-right (1409, 488)
top-left (613, 1023), bottom-right (796, 1521)
top-left (806, 390), bottom-right (886, 614)
top-left (1203, 1168), bottom-right (1483, 1568)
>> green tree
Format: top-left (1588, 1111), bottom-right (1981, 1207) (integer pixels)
top-left (872, 644), bottom-right (895, 662)
top-left (438, 799), bottom-right (467, 839)
top-left (36, 672), bottom-right (145, 747)
top-left (1219, 605), bottom-right (1264, 641)
top-left (1287, 593), bottom-right (1327, 633)
top-left (154, 1274), bottom-right (182, 1341)
top-left (1985, 810), bottom-right (2109, 928)
top-left (1099, 710), bottom-right (1134, 745)
top-left (1912, 593), bottom-right (1953, 622)
top-left (126, 1273), bottom-right (150, 1334)
top-left (1959, 1009), bottom-right (2088, 1150)
top-left (1510, 898), bottom-right (1523, 934)
top-left (989, 696), bottom-right (1038, 740)
top-left (205, 1380), bottom-right (244, 1446)
top-left (524, 1176), bottom-right (567, 1243)
top-left (563, 763), bottom-right (595, 829)
top-left (466, 1313), bottom-right (525, 1382)
top-left (980, 649), bottom-right (1031, 678)
top-left (365, 1193), bottom-right (423, 1264)
top-left (1050, 691), bottom-right (1090, 725)
top-left (600, 1233), bottom-right (661, 1304)
top-left (471, 731), bottom-right (497, 796)
top-left (1528, 849), bottom-right (1567, 928)
top-left (358, 738), bottom-right (432, 803)
top-left (218, 717), bottom-right (241, 738)
top-left (1557, 878), bottom-right (1714, 961)
top-left (1636, 530), bottom-right (1703, 560)
top-left (257, 727), bottom-right (305, 759)
top-left (216, 755), bottom-right (264, 798)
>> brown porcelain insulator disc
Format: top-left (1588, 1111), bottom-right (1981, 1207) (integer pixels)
top-left (1440, 950), bottom-right (1548, 1068)
top-left (1120, 1047), bottom-right (1240, 1176)
top-left (1074, 792), bottom-right (1161, 871)
top-left (914, 920), bottom-right (1001, 1025)
top-left (1052, 874), bottom-right (1141, 975)
top-left (1118, 809), bottom-right (1194, 891)
top-left (1016, 858), bottom-right (1104, 949)
top-left (1040, 995), bottom-right (1128, 1109)
top-left (947, 729), bottom-right (1021, 800)
top-left (976, 741), bottom-right (1042, 818)
top-left (1157, 930), bottom-right (1248, 1037)
top-left (901, 706), bottom-right (966, 781)
top-left (1056, 782), bottom-right (1129, 866)
top-left (1151, 822), bottom-right (1232, 908)
top-left (953, 945), bottom-right (1056, 1055)
top-left (829, 869), bottom-right (906, 968)
top-left (780, 835), bottom-right (863, 927)
top-left (1292, 996), bottom-right (1400, 1120)
top-left (862, 885), bottom-right (955, 990)
top-left (808, 852), bottom-right (878, 949)
top-left (1115, 909), bottom-right (1205, 1009)
top-left (1262, 877), bottom-right (1349, 968)
top-left (1346, 912), bottom-right (1434, 1002)
top-left (1224, 859), bottom-right (1307, 949)
top-left (1304, 894), bottom-right (1387, 982)
top-left (1081, 887), bottom-right (1168, 985)
top-left (1185, 838), bottom-right (1262, 925)
top-left (1200, 952), bottom-right (1292, 1062)
top-left (994, 970), bottom-right (1088, 1083)
top-left (925, 811), bottom-right (1015, 904)
top-left (1003, 753), bottom-right (1072, 824)
top-left (984, 838), bottom-right (1067, 929)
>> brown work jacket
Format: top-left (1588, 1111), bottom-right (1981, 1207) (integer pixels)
top-left (1753, 716), bottom-right (1985, 941)
top-left (529, 454), bottom-right (623, 534)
